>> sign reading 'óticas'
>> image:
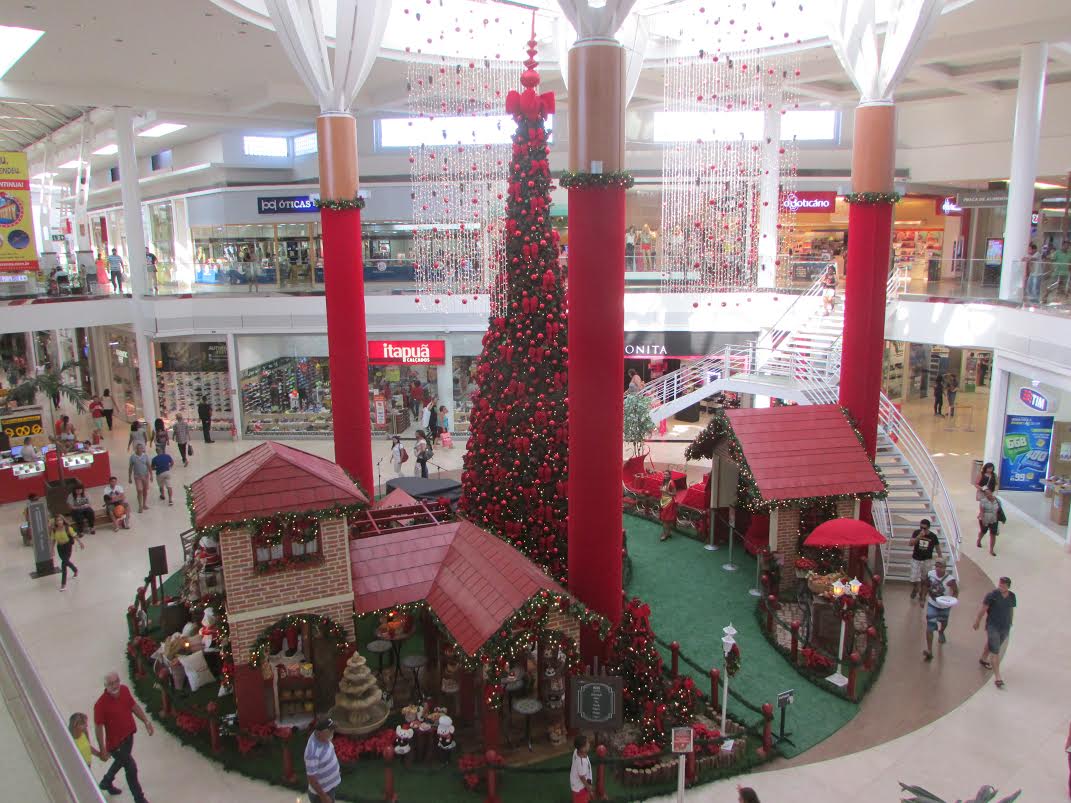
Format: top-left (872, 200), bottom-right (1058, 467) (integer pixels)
top-left (568, 676), bottom-right (623, 731)
top-left (256, 195), bottom-right (319, 214)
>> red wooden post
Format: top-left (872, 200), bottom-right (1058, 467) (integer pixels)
top-left (685, 749), bottom-right (696, 784)
top-left (206, 702), bottom-right (222, 754)
top-left (766, 595), bottom-right (777, 632)
top-left (761, 702), bottom-right (773, 756)
top-left (790, 621), bottom-right (800, 663)
top-left (280, 728), bottom-right (297, 783)
top-left (383, 746), bottom-right (396, 802)
top-left (132, 640), bottom-right (146, 679)
top-left (654, 703), bottom-right (664, 734)
top-left (595, 744), bottom-right (608, 799)
top-left (847, 651), bottom-right (861, 701)
top-left (156, 670), bottom-right (172, 718)
top-left (127, 605), bottom-right (139, 638)
top-left (669, 641), bottom-right (680, 679)
top-left (484, 750), bottom-right (501, 803)
top-left (150, 574), bottom-right (159, 605)
top-left (709, 668), bottom-right (720, 713)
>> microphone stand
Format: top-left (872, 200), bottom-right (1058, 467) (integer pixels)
top-left (375, 457), bottom-right (383, 498)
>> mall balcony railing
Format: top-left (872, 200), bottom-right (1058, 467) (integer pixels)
top-left (0, 603), bottom-right (107, 801)
top-left (7, 255), bottom-right (1071, 317)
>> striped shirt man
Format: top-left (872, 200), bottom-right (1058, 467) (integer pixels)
top-left (304, 720), bottom-right (341, 802)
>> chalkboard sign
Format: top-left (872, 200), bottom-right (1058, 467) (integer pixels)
top-left (568, 676), bottom-right (623, 731)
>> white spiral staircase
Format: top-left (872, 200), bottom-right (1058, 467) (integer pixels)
top-left (632, 274), bottom-right (961, 581)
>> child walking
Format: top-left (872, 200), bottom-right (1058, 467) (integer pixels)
top-left (69, 712), bottom-right (103, 768)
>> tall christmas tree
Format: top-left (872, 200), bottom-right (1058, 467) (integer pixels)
top-left (458, 29), bottom-right (568, 581)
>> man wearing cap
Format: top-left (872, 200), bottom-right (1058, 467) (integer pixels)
top-left (908, 518), bottom-right (941, 606)
top-left (304, 717), bottom-right (341, 802)
top-left (922, 559), bottom-right (958, 661)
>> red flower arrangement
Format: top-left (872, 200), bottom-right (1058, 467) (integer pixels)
top-left (458, 751), bottom-right (503, 791)
top-left (622, 741), bottom-right (661, 767)
top-left (799, 646), bottom-right (835, 671)
top-left (793, 557), bottom-right (817, 570)
top-left (331, 729), bottom-right (394, 764)
top-left (137, 636), bottom-right (159, 659)
top-left (691, 722), bottom-right (723, 755)
top-left (175, 712), bottom-right (208, 735)
top-left (236, 736), bottom-right (258, 755)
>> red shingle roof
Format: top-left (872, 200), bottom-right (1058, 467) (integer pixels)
top-left (725, 405), bottom-right (884, 502)
top-left (350, 521), bottom-right (567, 656)
top-left (190, 441), bottom-right (367, 527)
top-left (371, 488), bottom-right (421, 511)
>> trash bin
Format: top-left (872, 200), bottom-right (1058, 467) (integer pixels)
top-left (970, 459), bottom-right (983, 485)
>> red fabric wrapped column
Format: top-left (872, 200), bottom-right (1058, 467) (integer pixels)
top-left (317, 112), bottom-right (373, 495)
top-left (566, 41), bottom-right (628, 649)
top-left (567, 186), bottom-right (626, 636)
top-left (838, 103), bottom-right (897, 524)
top-left (320, 206), bottom-right (373, 494)
top-left (838, 201), bottom-right (893, 459)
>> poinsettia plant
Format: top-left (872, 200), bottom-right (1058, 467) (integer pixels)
top-left (793, 557), bottom-right (817, 570)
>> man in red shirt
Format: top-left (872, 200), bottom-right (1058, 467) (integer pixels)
top-left (94, 671), bottom-right (153, 801)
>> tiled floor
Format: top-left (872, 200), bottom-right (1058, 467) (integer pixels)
top-left (1, 402), bottom-right (1068, 802)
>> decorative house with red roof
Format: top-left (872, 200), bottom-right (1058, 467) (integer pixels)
top-left (185, 441), bottom-right (603, 739)
top-left (686, 405), bottom-right (886, 591)
top-left (188, 441), bottom-right (369, 724)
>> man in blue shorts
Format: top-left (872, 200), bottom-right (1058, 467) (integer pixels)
top-left (922, 559), bottom-right (958, 661)
top-left (973, 576), bottom-right (1016, 688)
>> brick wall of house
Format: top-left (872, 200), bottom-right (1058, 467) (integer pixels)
top-left (835, 500), bottom-right (856, 519)
top-left (231, 599), bottom-right (356, 664)
top-left (221, 517), bottom-right (355, 661)
top-left (544, 610), bottom-right (581, 644)
top-left (774, 508), bottom-right (802, 594)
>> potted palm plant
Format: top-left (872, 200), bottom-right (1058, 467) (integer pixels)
top-left (6, 361), bottom-right (87, 438)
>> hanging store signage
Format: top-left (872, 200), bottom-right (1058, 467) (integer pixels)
top-left (955, 190), bottom-right (1008, 209)
top-left (368, 340), bottom-right (445, 365)
top-left (256, 195), bottom-right (319, 214)
top-left (569, 676), bottom-right (623, 731)
top-left (0, 152), bottom-right (39, 272)
top-left (936, 196), bottom-right (963, 216)
top-left (624, 331), bottom-right (753, 360)
top-left (779, 191), bottom-right (837, 212)
top-left (2, 412), bottom-right (44, 439)
top-left (1000, 414), bottom-right (1053, 492)
top-left (1018, 387), bottom-right (1050, 412)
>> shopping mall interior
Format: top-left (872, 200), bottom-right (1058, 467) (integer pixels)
top-left (0, 1), bottom-right (1070, 801)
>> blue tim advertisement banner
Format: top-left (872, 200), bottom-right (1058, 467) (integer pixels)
top-left (1000, 415), bottom-right (1054, 491)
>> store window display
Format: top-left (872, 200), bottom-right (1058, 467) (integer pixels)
top-left (240, 356), bottom-right (332, 437)
top-left (156, 342), bottom-right (233, 437)
top-left (370, 365), bottom-right (437, 436)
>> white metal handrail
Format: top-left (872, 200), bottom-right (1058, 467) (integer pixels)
top-left (878, 394), bottom-right (962, 569)
top-left (755, 272), bottom-right (828, 355)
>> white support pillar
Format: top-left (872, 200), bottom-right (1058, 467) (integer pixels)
top-left (172, 198), bottom-right (194, 290)
top-left (758, 99), bottom-right (782, 288)
top-left (226, 333), bottom-right (243, 439)
top-left (438, 337), bottom-right (453, 430)
top-left (982, 353), bottom-right (1010, 467)
top-left (73, 116), bottom-right (93, 252)
top-left (1000, 43), bottom-right (1048, 301)
top-left (114, 106), bottom-right (157, 423)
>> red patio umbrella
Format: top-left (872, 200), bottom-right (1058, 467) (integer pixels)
top-left (803, 518), bottom-right (887, 548)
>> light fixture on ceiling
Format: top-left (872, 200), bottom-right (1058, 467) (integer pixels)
top-left (0, 25), bottom-right (44, 80)
top-left (58, 159), bottom-right (84, 169)
top-left (93, 144), bottom-right (119, 156)
top-left (138, 123), bottom-right (187, 138)
top-left (1034, 181), bottom-right (1065, 190)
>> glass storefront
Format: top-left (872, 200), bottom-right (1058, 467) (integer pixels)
top-left (104, 325), bottom-right (145, 421)
top-left (237, 335), bottom-right (332, 437)
top-left (155, 340), bottom-right (232, 428)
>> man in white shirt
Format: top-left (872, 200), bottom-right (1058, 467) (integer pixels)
top-left (923, 559), bottom-right (958, 661)
top-left (569, 734), bottom-right (593, 803)
top-left (19, 437), bottom-right (38, 463)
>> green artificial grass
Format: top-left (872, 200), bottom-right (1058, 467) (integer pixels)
top-left (624, 516), bottom-right (857, 758)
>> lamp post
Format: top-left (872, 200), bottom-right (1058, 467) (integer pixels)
top-left (826, 577), bottom-right (861, 687)
top-left (720, 623), bottom-right (736, 733)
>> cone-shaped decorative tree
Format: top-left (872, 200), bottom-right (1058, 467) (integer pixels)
top-left (458, 30), bottom-right (568, 581)
top-left (329, 652), bottom-right (389, 736)
top-left (606, 597), bottom-right (666, 722)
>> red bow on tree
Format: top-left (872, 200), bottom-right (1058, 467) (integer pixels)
top-left (505, 88), bottom-right (555, 121)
